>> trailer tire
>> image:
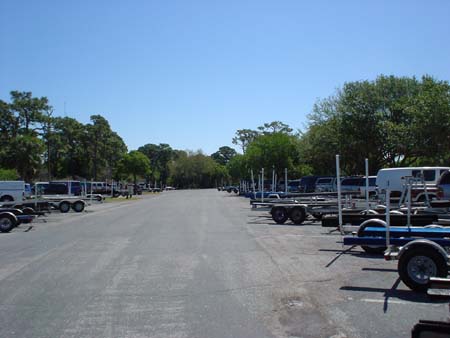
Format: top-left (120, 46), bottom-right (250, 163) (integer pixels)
top-left (20, 207), bottom-right (34, 223)
top-left (358, 220), bottom-right (387, 255)
top-left (22, 207), bottom-right (34, 215)
top-left (289, 206), bottom-right (306, 225)
top-left (0, 214), bottom-right (16, 232)
top-left (312, 213), bottom-right (323, 221)
top-left (59, 201), bottom-right (71, 213)
top-left (398, 246), bottom-right (447, 292)
top-left (271, 206), bottom-right (289, 224)
top-left (72, 201), bottom-right (85, 212)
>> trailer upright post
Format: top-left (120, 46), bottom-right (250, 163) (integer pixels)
top-left (284, 168), bottom-right (288, 195)
top-left (261, 168), bottom-right (265, 203)
top-left (251, 170), bottom-right (256, 200)
top-left (365, 158), bottom-right (370, 211)
top-left (386, 185), bottom-right (391, 249)
top-left (90, 178), bottom-right (93, 205)
top-left (407, 178), bottom-right (412, 228)
top-left (272, 166), bottom-right (275, 192)
top-left (336, 155), bottom-right (343, 234)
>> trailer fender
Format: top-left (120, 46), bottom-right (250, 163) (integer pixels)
top-left (359, 209), bottom-right (379, 215)
top-left (357, 219), bottom-right (387, 254)
top-left (398, 239), bottom-right (449, 263)
top-left (357, 219), bottom-right (387, 236)
top-left (415, 193), bottom-right (438, 203)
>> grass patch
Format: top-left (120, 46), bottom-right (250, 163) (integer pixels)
top-left (104, 196), bottom-right (140, 203)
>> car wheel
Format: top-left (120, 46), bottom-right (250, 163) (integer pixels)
top-left (0, 195), bottom-right (13, 202)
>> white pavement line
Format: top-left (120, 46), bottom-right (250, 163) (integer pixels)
top-left (360, 298), bottom-right (443, 307)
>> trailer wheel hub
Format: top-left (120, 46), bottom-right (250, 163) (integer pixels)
top-left (407, 255), bottom-right (437, 284)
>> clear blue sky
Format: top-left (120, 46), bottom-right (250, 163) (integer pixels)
top-left (1, 0), bottom-right (450, 154)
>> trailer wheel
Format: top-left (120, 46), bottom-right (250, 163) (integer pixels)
top-left (20, 207), bottom-right (34, 223)
top-left (271, 206), bottom-right (289, 224)
top-left (311, 213), bottom-right (323, 221)
top-left (96, 195), bottom-right (103, 202)
top-left (59, 201), bottom-right (71, 213)
top-left (0, 214), bottom-right (16, 232)
top-left (22, 207), bottom-right (34, 215)
top-left (72, 201), bottom-right (85, 213)
top-left (398, 246), bottom-right (447, 292)
top-left (289, 207), bottom-right (306, 225)
top-left (357, 220), bottom-right (387, 255)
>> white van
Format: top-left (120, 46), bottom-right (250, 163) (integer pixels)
top-left (0, 180), bottom-right (25, 202)
top-left (376, 167), bottom-right (450, 202)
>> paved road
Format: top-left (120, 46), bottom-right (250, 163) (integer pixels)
top-left (0, 190), bottom-right (448, 338)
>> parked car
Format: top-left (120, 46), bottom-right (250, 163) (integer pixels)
top-left (24, 183), bottom-right (32, 198)
top-left (299, 176), bottom-right (326, 193)
top-left (50, 180), bottom-right (82, 196)
top-left (376, 167), bottom-right (450, 202)
top-left (340, 177), bottom-right (365, 194)
top-left (287, 179), bottom-right (302, 192)
top-left (358, 176), bottom-right (377, 197)
top-left (437, 170), bottom-right (450, 199)
top-left (314, 177), bottom-right (337, 192)
top-left (37, 182), bottom-right (68, 195)
top-left (0, 180), bottom-right (25, 202)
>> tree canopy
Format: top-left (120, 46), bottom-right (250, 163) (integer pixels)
top-left (2, 74), bottom-right (450, 187)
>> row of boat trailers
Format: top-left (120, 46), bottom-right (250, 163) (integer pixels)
top-left (0, 194), bottom-right (103, 233)
top-left (247, 156), bottom-right (450, 297)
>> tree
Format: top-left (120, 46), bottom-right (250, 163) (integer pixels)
top-left (138, 143), bottom-right (174, 185)
top-left (257, 121), bottom-right (293, 135)
top-left (304, 75), bottom-right (450, 174)
top-left (232, 129), bottom-right (259, 152)
top-left (168, 151), bottom-right (224, 189)
top-left (85, 115), bottom-right (127, 180)
top-left (211, 146), bottom-right (237, 165)
top-left (244, 132), bottom-right (301, 179)
top-left (0, 168), bottom-right (19, 180)
top-left (0, 91), bottom-right (50, 180)
top-left (117, 151), bottom-right (151, 186)
top-left (226, 154), bottom-right (247, 182)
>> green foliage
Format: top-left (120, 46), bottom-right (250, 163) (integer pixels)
top-left (304, 75), bottom-right (450, 174)
top-left (211, 146), bottom-right (237, 165)
top-left (226, 154), bottom-right (247, 181)
top-left (232, 129), bottom-right (259, 152)
top-left (244, 132), bottom-right (301, 178)
top-left (3, 75), bottom-right (450, 186)
top-left (0, 168), bottom-right (19, 180)
top-left (168, 151), bottom-right (225, 188)
top-left (138, 143), bottom-right (174, 184)
top-left (116, 151), bottom-right (151, 184)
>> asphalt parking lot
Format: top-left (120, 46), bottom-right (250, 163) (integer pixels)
top-left (0, 190), bottom-right (448, 338)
